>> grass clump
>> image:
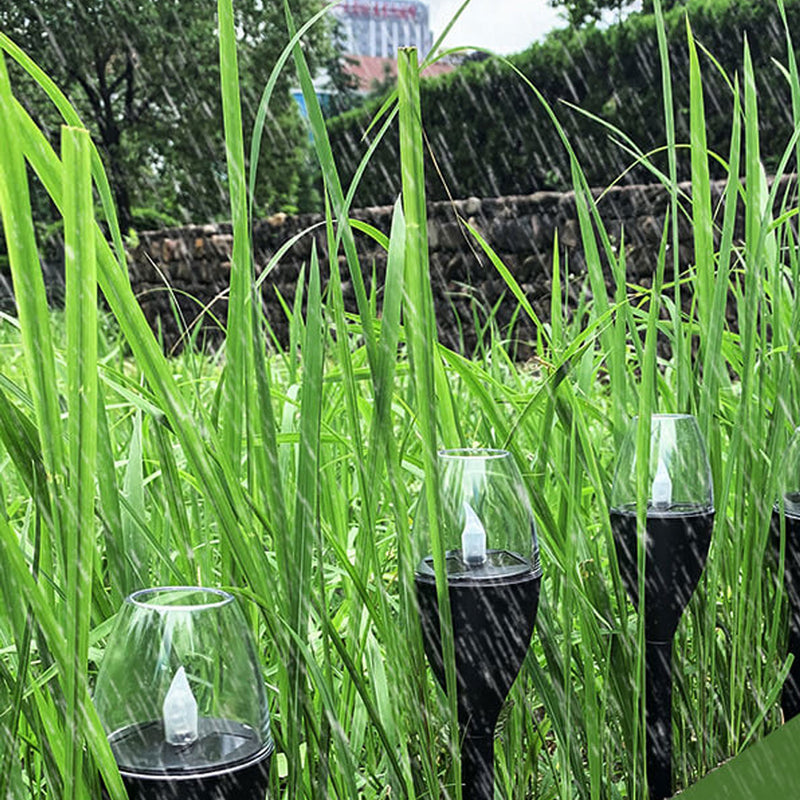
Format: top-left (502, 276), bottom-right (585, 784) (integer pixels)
top-left (1, 0), bottom-right (800, 798)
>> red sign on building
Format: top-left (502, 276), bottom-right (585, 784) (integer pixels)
top-left (337, 0), bottom-right (420, 21)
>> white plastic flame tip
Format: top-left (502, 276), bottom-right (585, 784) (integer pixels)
top-left (163, 666), bottom-right (198, 747)
top-left (462, 501), bottom-right (487, 566)
top-left (652, 458), bottom-right (672, 509)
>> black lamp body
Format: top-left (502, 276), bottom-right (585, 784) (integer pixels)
top-left (105, 718), bottom-right (271, 800)
top-left (771, 505), bottom-right (800, 721)
top-left (415, 551), bottom-right (540, 800)
top-left (610, 507), bottom-right (714, 800)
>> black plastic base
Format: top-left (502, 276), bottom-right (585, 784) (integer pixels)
top-left (610, 508), bottom-right (713, 642)
top-left (645, 640), bottom-right (673, 800)
top-left (461, 734), bottom-right (494, 800)
top-left (415, 568), bottom-right (540, 799)
top-left (105, 748), bottom-right (271, 800)
top-left (771, 508), bottom-right (800, 721)
top-left (611, 508), bottom-right (713, 800)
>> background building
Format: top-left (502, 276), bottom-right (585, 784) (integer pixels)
top-left (292, 0), bottom-right (449, 118)
top-left (333, 0), bottom-right (434, 58)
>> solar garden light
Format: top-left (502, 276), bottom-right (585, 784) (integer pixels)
top-left (610, 415), bottom-right (714, 800)
top-left (771, 427), bottom-right (800, 722)
top-left (414, 449), bottom-right (542, 800)
top-left (94, 587), bottom-right (273, 799)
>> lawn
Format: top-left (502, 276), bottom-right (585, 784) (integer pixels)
top-left (1, 1), bottom-right (800, 798)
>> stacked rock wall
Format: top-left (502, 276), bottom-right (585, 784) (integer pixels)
top-left (114, 177), bottom-right (792, 354)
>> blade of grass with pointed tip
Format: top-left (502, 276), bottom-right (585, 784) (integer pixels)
top-left (0, 52), bottom-right (65, 596)
top-left (700, 76), bottom-right (740, 460)
top-left (12, 77), bottom-right (274, 600)
top-left (285, 0), bottom-right (378, 374)
top-left (0, 32), bottom-right (128, 271)
top-left (462, 219), bottom-right (549, 346)
top-left (688, 19), bottom-right (714, 386)
top-left (366, 199), bottom-right (405, 485)
top-left (247, 1), bottom-right (339, 221)
top-left (0, 511), bottom-right (126, 799)
top-left (369, 202), bottom-right (437, 796)
top-left (397, 46), bottom-right (459, 798)
top-left (321, 193), bottom-right (390, 725)
top-left (285, 244), bottom-right (324, 796)
top-left (218, 0), bottom-right (254, 474)
top-left (654, 0), bottom-right (687, 409)
top-left (778, 0), bottom-right (800, 173)
top-left (62, 124), bottom-right (98, 800)
top-left (725, 38), bottom-right (763, 744)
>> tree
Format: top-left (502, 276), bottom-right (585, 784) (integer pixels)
top-left (548, 0), bottom-right (687, 28)
top-left (0, 0), bottom-right (332, 231)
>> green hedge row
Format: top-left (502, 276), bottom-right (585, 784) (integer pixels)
top-left (326, 0), bottom-right (800, 206)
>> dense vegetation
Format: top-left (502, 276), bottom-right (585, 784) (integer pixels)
top-left (2, 0), bottom-right (800, 799)
top-left (328, 0), bottom-right (800, 207)
top-left (548, 0), bottom-right (687, 28)
top-left (0, 0), bottom-right (333, 230)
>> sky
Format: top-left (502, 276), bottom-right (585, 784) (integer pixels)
top-left (427, 0), bottom-right (565, 56)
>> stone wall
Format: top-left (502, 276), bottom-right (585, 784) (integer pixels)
top-left (121, 177), bottom-right (790, 354)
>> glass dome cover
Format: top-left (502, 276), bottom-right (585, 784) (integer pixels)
top-left (610, 414), bottom-right (714, 513)
top-left (94, 587), bottom-right (272, 775)
top-left (415, 448), bottom-right (541, 580)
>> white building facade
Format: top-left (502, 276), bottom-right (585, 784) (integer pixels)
top-left (333, 0), bottom-right (434, 58)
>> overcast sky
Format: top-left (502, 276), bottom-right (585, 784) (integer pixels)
top-left (428, 0), bottom-right (565, 55)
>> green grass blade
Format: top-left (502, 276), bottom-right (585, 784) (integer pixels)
top-left (247, 1), bottom-right (339, 219)
top-left (121, 411), bottom-right (147, 592)
top-left (397, 46), bottom-right (459, 798)
top-left (777, 0), bottom-right (800, 174)
top-left (10, 48), bottom-right (275, 607)
top-left (0, 513), bottom-right (126, 799)
top-left (688, 19), bottom-right (714, 383)
top-left (218, 0), bottom-right (254, 473)
top-left (285, 244), bottom-right (324, 796)
top-left (95, 389), bottom-right (125, 607)
top-left (285, 0), bottom-right (379, 374)
top-left (366, 199), bottom-right (405, 480)
top-left (653, 0), bottom-right (687, 409)
top-left (0, 385), bottom-right (49, 522)
top-left (0, 52), bottom-right (65, 586)
top-left (700, 76), bottom-right (741, 448)
top-left (0, 32), bottom-right (127, 267)
top-left (61, 124), bottom-right (98, 800)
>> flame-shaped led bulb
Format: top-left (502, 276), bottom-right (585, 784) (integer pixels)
top-left (652, 457), bottom-right (672, 510)
top-left (461, 501), bottom-right (487, 566)
top-left (163, 666), bottom-right (198, 747)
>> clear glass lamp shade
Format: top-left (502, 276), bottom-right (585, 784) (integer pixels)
top-left (610, 414), bottom-right (713, 513)
top-left (414, 448), bottom-right (541, 579)
top-left (93, 587), bottom-right (272, 774)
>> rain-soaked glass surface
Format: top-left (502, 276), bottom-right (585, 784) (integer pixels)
top-left (94, 587), bottom-right (272, 796)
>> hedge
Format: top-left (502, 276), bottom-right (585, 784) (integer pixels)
top-left (326, 0), bottom-right (800, 206)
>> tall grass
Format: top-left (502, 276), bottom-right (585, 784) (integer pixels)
top-left (1, 0), bottom-right (800, 798)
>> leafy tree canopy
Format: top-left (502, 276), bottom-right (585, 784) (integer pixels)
top-left (0, 0), bottom-right (332, 231)
top-left (549, 0), bottom-right (688, 28)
